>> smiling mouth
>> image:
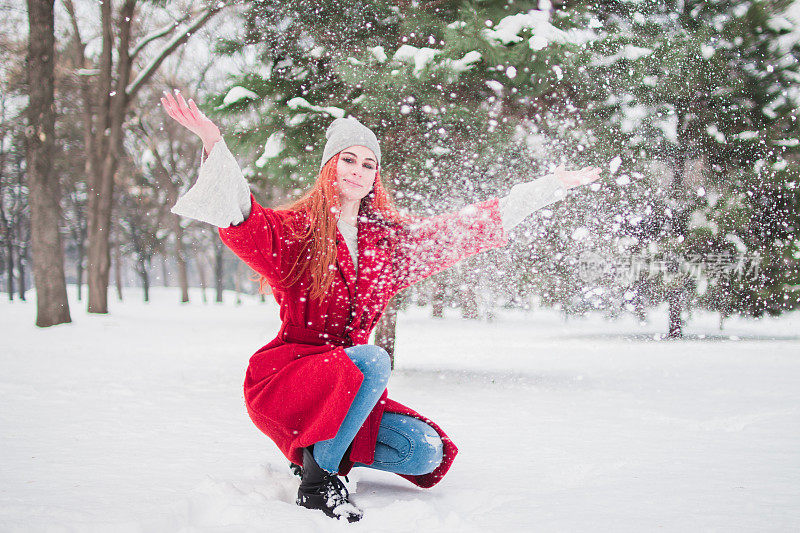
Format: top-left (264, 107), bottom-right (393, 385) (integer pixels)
top-left (343, 179), bottom-right (361, 187)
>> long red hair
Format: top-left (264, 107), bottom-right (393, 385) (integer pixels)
top-left (260, 151), bottom-right (408, 301)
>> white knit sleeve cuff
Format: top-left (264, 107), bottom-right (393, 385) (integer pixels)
top-left (171, 138), bottom-right (252, 227)
top-left (498, 173), bottom-right (567, 232)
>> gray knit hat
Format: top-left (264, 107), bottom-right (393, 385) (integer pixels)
top-left (320, 116), bottom-right (381, 171)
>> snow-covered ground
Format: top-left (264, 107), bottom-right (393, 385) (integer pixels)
top-left (2, 287), bottom-right (799, 532)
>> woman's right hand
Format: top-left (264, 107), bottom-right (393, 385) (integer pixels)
top-left (161, 90), bottom-right (222, 154)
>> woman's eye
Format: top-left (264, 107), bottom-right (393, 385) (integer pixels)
top-left (343, 157), bottom-right (354, 163)
top-left (364, 164), bottom-right (374, 170)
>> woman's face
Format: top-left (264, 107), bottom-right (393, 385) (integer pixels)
top-left (335, 145), bottom-right (378, 203)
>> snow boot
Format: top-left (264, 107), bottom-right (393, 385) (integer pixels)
top-left (296, 447), bottom-right (363, 523)
top-left (291, 441), bottom-right (352, 477)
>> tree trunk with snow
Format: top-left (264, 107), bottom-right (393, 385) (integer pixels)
top-left (25, 0), bottom-right (71, 327)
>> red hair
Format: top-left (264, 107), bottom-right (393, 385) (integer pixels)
top-left (259, 151), bottom-right (408, 301)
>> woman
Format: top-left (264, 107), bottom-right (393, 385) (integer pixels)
top-left (161, 90), bottom-right (601, 522)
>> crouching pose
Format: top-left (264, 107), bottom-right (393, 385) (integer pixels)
top-left (161, 91), bottom-right (601, 522)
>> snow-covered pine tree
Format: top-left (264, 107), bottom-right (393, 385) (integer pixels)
top-left (688, 1), bottom-right (800, 319)
top-left (570, 0), bottom-right (800, 334)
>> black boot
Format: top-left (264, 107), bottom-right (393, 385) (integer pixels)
top-left (296, 447), bottom-right (363, 522)
top-left (291, 441), bottom-right (351, 477)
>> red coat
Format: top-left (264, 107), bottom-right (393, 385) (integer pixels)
top-left (218, 194), bottom-right (509, 488)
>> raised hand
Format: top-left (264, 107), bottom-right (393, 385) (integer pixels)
top-left (553, 163), bottom-right (602, 190)
top-left (160, 90), bottom-right (222, 154)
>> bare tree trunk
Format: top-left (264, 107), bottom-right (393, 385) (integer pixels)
top-left (234, 261), bottom-right (242, 305)
top-left (85, 211), bottom-right (109, 303)
top-left (85, 0), bottom-right (116, 314)
top-left (143, 263), bottom-right (149, 302)
top-left (5, 232), bottom-right (13, 301)
top-left (173, 218), bottom-right (189, 302)
top-left (113, 238), bottom-right (123, 301)
top-left (17, 241), bottom-right (27, 301)
top-left (64, 185), bottom-right (87, 302)
top-left (0, 97), bottom-right (10, 301)
top-left (136, 258), bottom-right (150, 302)
top-left (375, 295), bottom-right (399, 369)
top-left (14, 219), bottom-right (26, 300)
top-left (160, 255), bottom-right (169, 287)
top-left (0, 173), bottom-right (14, 302)
top-left (75, 231), bottom-right (86, 301)
top-left (76, 244), bottom-right (84, 300)
top-left (196, 252), bottom-right (208, 304)
top-left (214, 238), bottom-right (224, 303)
top-left (85, 2), bottom-right (114, 314)
top-left (17, 168), bottom-right (29, 303)
top-left (25, 0), bottom-right (71, 326)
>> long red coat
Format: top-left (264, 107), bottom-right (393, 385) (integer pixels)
top-left (218, 194), bottom-right (509, 488)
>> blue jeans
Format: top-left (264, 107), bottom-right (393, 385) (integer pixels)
top-left (353, 412), bottom-right (444, 476)
top-left (312, 344), bottom-right (443, 476)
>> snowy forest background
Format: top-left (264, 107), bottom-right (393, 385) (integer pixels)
top-left (2, 0), bottom-right (800, 336)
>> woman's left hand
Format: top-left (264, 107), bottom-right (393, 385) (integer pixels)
top-left (553, 163), bottom-right (602, 190)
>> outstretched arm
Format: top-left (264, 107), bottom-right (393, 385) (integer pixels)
top-left (161, 90), bottom-right (251, 227)
top-left (160, 90), bottom-right (288, 285)
top-left (392, 197), bottom-right (509, 293)
top-left (392, 164), bottom-right (602, 292)
top-left (498, 163), bottom-right (602, 231)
